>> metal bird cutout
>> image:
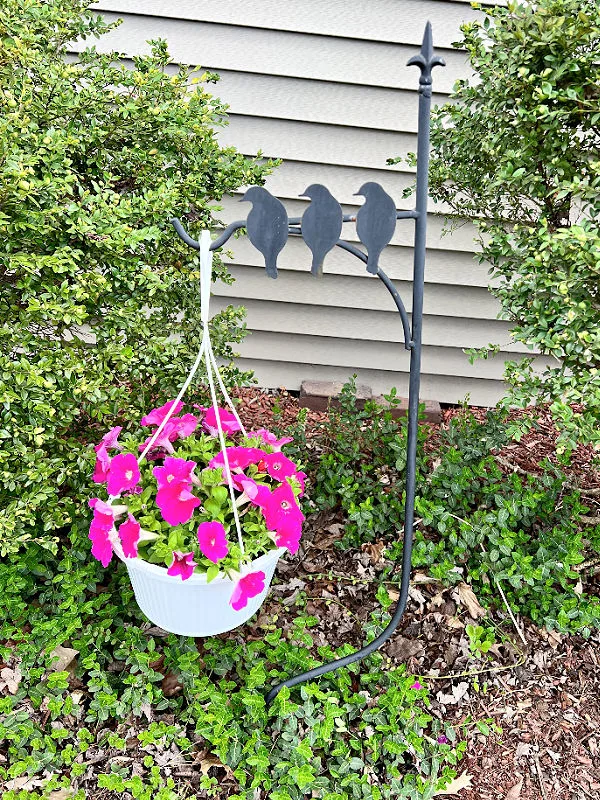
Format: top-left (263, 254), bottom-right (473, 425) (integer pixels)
top-left (354, 182), bottom-right (397, 275)
top-left (299, 184), bottom-right (343, 276)
top-left (240, 186), bottom-right (288, 278)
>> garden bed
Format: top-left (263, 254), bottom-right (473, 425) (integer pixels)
top-left (1, 387), bottom-right (599, 800)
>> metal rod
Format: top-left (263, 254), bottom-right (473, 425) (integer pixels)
top-left (264, 23), bottom-right (443, 704)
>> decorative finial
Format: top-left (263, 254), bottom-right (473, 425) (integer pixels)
top-left (407, 22), bottom-right (445, 91)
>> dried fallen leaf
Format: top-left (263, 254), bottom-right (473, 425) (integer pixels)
top-left (361, 540), bottom-right (386, 565)
top-left (454, 582), bottom-right (486, 619)
top-left (385, 636), bottom-right (424, 662)
top-left (504, 778), bottom-right (523, 800)
top-left (433, 772), bottom-right (473, 796)
top-left (0, 665), bottom-right (22, 694)
top-left (161, 671), bottom-right (183, 698)
top-left (49, 790), bottom-right (76, 800)
top-left (48, 645), bottom-right (79, 673)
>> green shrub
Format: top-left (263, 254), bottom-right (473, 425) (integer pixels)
top-left (404, 411), bottom-right (600, 634)
top-left (285, 379), bottom-right (429, 547)
top-left (424, 0), bottom-right (600, 451)
top-left (0, 0), bottom-right (274, 555)
top-left (294, 379), bottom-right (600, 633)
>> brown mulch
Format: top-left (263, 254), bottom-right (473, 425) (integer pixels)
top-left (236, 388), bottom-right (600, 800)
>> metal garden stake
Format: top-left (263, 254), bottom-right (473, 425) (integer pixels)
top-left (171, 23), bottom-right (444, 703)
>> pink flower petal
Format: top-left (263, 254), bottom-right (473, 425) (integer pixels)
top-left (247, 429), bottom-right (293, 451)
top-left (92, 443), bottom-right (111, 484)
top-left (95, 426), bottom-right (123, 452)
top-left (106, 453), bottom-right (140, 497)
top-left (156, 484), bottom-right (202, 526)
top-left (153, 457), bottom-right (196, 491)
top-left (232, 475), bottom-right (272, 509)
top-left (167, 551), bottom-right (197, 580)
top-left (208, 447), bottom-right (266, 471)
top-left (89, 497), bottom-right (115, 532)
top-left (274, 525), bottom-right (302, 555)
top-left (292, 471), bottom-right (307, 497)
top-left (197, 521), bottom-right (229, 563)
top-left (141, 400), bottom-right (184, 427)
top-left (119, 514), bottom-right (141, 558)
top-left (263, 482), bottom-right (304, 534)
top-left (260, 452), bottom-right (298, 482)
top-left (201, 407), bottom-right (241, 437)
top-left (173, 413), bottom-right (199, 439)
top-left (90, 531), bottom-right (113, 568)
top-left (230, 570), bottom-right (266, 611)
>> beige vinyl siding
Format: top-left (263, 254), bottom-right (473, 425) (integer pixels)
top-left (89, 0), bottom-right (518, 405)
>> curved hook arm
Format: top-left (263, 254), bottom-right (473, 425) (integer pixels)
top-left (265, 515), bottom-right (415, 703)
top-left (287, 232), bottom-right (413, 350)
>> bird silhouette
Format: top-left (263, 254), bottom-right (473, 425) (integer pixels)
top-left (239, 186), bottom-right (288, 279)
top-left (354, 182), bottom-right (397, 275)
top-left (299, 184), bottom-right (343, 277)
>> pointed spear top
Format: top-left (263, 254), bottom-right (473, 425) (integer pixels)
top-left (407, 21), bottom-right (446, 85)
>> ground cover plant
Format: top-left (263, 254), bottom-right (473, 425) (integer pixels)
top-left (0, 529), bottom-right (462, 800)
top-left (417, 0), bottom-right (600, 451)
top-left (279, 379), bottom-right (600, 634)
top-left (0, 0), bottom-right (274, 557)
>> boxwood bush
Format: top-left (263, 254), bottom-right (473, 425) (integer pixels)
top-left (0, 0), bottom-right (274, 555)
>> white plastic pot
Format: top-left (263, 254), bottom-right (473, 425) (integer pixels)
top-left (115, 545), bottom-right (285, 637)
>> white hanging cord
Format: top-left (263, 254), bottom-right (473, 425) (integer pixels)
top-left (137, 338), bottom-right (206, 465)
top-left (205, 334), bottom-right (247, 438)
top-left (117, 230), bottom-right (247, 564)
top-left (204, 323), bottom-right (246, 558)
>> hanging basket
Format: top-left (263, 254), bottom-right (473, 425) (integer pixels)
top-left (87, 232), bottom-right (304, 636)
top-left (115, 541), bottom-right (285, 637)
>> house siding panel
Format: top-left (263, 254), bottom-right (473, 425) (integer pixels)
top-left (87, 0), bottom-right (516, 405)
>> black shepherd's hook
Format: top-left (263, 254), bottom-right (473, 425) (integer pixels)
top-left (171, 22), bottom-right (444, 704)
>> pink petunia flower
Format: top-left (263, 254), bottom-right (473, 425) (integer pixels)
top-left (118, 514), bottom-right (141, 558)
top-left (89, 497), bottom-right (116, 530)
top-left (153, 457), bottom-right (196, 491)
top-left (92, 442), bottom-right (111, 484)
top-left (273, 527), bottom-right (302, 555)
top-left (201, 406), bottom-right (241, 437)
top-left (167, 551), bottom-right (197, 580)
top-left (88, 498), bottom-right (116, 567)
top-left (259, 452), bottom-right (298, 482)
top-left (262, 481), bottom-right (304, 536)
top-left (141, 400), bottom-right (184, 427)
top-left (230, 570), bottom-right (266, 611)
top-left (247, 429), bottom-right (293, 451)
top-left (139, 420), bottom-right (178, 455)
top-left (208, 446), bottom-right (266, 472)
top-left (95, 426), bottom-right (123, 452)
top-left (437, 735), bottom-right (449, 744)
top-left (106, 453), bottom-right (141, 497)
top-left (292, 471), bottom-right (307, 497)
top-left (197, 521), bottom-right (229, 563)
top-left (232, 474), bottom-right (272, 509)
top-left (174, 413), bottom-right (199, 439)
top-left (410, 681), bottom-right (423, 690)
top-left (156, 484), bottom-right (202, 526)
top-left (90, 531), bottom-right (114, 568)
